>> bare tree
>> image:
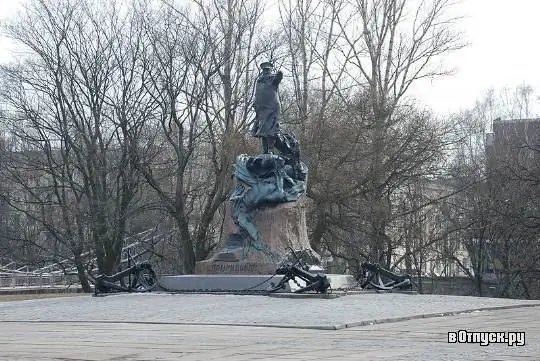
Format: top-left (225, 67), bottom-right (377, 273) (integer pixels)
top-left (278, 0), bottom-right (355, 254)
top-left (0, 0), bottom-right (152, 289)
top-left (327, 0), bottom-right (464, 265)
top-left (0, 0), bottom-right (469, 286)
top-left (130, 0), bottom-right (271, 273)
top-left (444, 85), bottom-right (540, 298)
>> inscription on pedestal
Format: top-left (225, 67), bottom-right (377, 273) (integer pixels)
top-left (211, 263), bottom-right (259, 274)
top-left (195, 258), bottom-right (276, 274)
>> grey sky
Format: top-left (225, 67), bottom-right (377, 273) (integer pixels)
top-left (1, 0), bottom-right (538, 116)
top-left (410, 0), bottom-right (540, 115)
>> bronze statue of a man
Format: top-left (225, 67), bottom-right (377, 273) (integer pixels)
top-left (251, 61), bottom-right (283, 153)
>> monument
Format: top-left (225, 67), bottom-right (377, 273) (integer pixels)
top-left (159, 62), bottom-right (356, 292)
top-left (195, 61), bottom-right (316, 274)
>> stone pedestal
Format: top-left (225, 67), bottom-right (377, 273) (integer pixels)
top-left (195, 199), bottom-right (312, 274)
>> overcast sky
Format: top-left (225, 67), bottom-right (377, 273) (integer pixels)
top-left (1, 0), bottom-right (539, 116)
top-left (410, 0), bottom-right (540, 116)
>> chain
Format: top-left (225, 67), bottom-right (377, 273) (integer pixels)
top-left (291, 275), bottom-right (303, 289)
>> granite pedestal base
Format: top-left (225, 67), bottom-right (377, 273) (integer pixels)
top-left (195, 199), bottom-right (313, 275)
top-left (158, 274), bottom-right (357, 293)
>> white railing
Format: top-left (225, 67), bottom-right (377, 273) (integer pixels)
top-left (0, 228), bottom-right (174, 290)
top-left (0, 273), bottom-right (73, 289)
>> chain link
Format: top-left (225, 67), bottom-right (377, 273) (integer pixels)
top-left (291, 275), bottom-right (303, 289)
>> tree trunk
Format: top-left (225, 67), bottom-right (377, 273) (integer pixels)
top-left (475, 273), bottom-right (483, 297)
top-left (405, 242), bottom-right (412, 273)
top-left (416, 269), bottom-right (424, 294)
top-left (310, 205), bottom-right (326, 254)
top-left (385, 241), bottom-right (392, 269)
top-left (177, 218), bottom-right (196, 274)
top-left (74, 255), bottom-right (92, 293)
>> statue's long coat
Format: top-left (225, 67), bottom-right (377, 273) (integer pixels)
top-left (252, 71), bottom-right (283, 137)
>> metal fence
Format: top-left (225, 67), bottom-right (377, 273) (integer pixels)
top-left (0, 228), bottom-right (172, 290)
top-left (0, 273), bottom-right (74, 289)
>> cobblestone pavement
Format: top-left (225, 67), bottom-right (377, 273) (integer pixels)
top-left (1, 292), bottom-right (539, 327)
top-left (0, 307), bottom-right (538, 360)
top-left (0, 293), bottom-right (539, 360)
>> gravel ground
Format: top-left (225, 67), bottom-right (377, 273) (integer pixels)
top-left (1, 292), bottom-right (539, 327)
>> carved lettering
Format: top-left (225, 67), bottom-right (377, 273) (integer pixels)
top-left (210, 263), bottom-right (260, 274)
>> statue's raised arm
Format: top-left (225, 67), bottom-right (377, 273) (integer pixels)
top-left (273, 70), bottom-right (283, 86)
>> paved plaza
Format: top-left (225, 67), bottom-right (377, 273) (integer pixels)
top-left (0, 292), bottom-right (539, 360)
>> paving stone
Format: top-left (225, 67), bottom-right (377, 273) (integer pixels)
top-left (0, 294), bottom-right (539, 360)
top-left (1, 292), bottom-right (539, 327)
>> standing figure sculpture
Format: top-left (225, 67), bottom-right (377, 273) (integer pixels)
top-left (252, 61), bottom-right (283, 154)
top-left (194, 62), bottom-right (312, 274)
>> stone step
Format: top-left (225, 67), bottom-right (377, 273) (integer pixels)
top-left (157, 274), bottom-right (356, 293)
